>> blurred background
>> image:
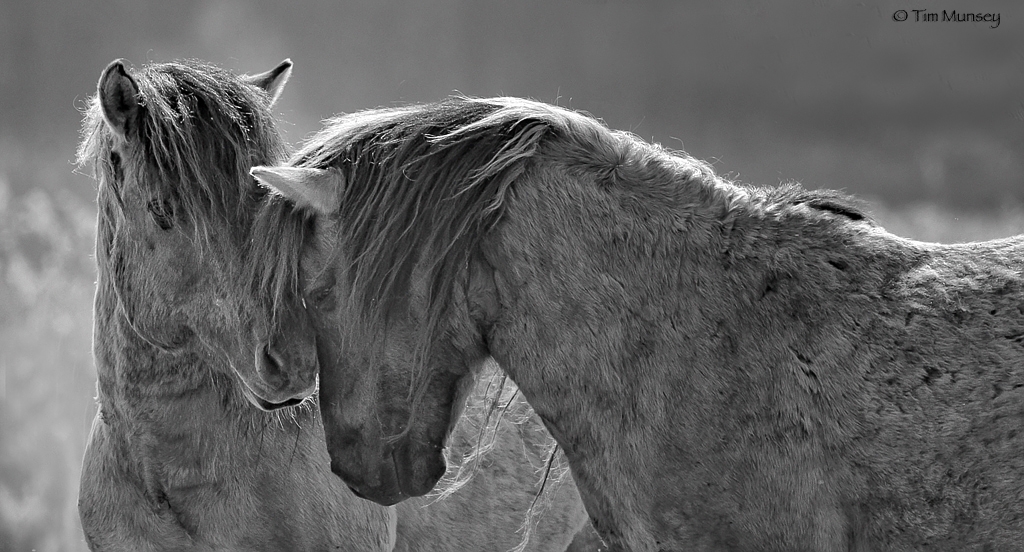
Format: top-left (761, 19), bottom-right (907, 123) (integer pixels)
top-left (1, 1), bottom-right (1022, 549)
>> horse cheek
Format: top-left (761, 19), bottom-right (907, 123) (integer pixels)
top-left (128, 235), bottom-right (202, 340)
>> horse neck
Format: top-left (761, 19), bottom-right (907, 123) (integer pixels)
top-left (91, 277), bottom-right (277, 479)
top-left (482, 157), bottom-right (790, 422)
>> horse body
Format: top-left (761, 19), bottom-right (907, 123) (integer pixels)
top-left (78, 58), bottom-right (392, 552)
top-left (252, 97), bottom-right (1024, 551)
top-left (78, 61), bottom-right (590, 551)
top-left (487, 153), bottom-right (1024, 549)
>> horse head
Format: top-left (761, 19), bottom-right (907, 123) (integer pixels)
top-left (251, 164), bottom-right (494, 504)
top-left (83, 59), bottom-right (317, 410)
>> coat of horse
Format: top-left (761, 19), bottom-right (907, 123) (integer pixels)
top-left (253, 96), bottom-right (1024, 551)
top-left (78, 61), bottom-right (591, 551)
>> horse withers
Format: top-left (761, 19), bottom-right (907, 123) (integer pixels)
top-left (254, 96), bottom-right (1024, 551)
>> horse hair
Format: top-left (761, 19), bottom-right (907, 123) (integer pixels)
top-left (77, 59), bottom-right (300, 325)
top-left (79, 59), bottom-right (287, 222)
top-left (265, 96), bottom-right (870, 365)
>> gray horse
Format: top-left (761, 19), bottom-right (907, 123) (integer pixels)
top-left (253, 96), bottom-right (1024, 551)
top-left (78, 61), bottom-right (591, 551)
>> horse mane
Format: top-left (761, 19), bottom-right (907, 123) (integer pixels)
top-left (762, 184), bottom-right (871, 222)
top-left (282, 96), bottom-right (870, 341)
top-left (77, 59), bottom-right (288, 241)
top-left (286, 99), bottom-right (702, 337)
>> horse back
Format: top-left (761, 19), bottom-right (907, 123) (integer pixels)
top-left (847, 234), bottom-right (1024, 548)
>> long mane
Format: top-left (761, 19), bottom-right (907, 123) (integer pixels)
top-left (280, 97), bottom-right (868, 338)
top-left (287, 99), bottom-right (658, 333)
top-left (77, 59), bottom-right (288, 239)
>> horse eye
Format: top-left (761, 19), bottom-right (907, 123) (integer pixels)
top-left (307, 274), bottom-right (337, 310)
top-left (147, 199), bottom-right (175, 230)
top-left (310, 286), bottom-right (333, 303)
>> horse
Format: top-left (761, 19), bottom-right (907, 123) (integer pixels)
top-left (251, 96), bottom-right (1024, 551)
top-left (77, 61), bottom-right (591, 551)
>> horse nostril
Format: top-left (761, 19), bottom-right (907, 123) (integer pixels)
top-left (259, 344), bottom-right (287, 383)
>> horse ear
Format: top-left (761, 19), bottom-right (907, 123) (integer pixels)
top-left (98, 59), bottom-right (140, 137)
top-left (244, 59), bottom-right (292, 107)
top-left (251, 166), bottom-right (342, 214)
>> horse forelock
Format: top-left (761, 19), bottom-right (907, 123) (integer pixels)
top-left (248, 195), bottom-right (314, 329)
top-left (78, 60), bottom-right (288, 242)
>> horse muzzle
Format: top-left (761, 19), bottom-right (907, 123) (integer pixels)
top-left (329, 442), bottom-right (446, 506)
top-left (233, 342), bottom-right (318, 411)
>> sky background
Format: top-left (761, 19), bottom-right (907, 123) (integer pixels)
top-left (1, 1), bottom-right (1022, 550)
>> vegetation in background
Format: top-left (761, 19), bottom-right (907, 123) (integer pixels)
top-left (1, 148), bottom-right (96, 552)
top-left (1, 1), bottom-right (1020, 549)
